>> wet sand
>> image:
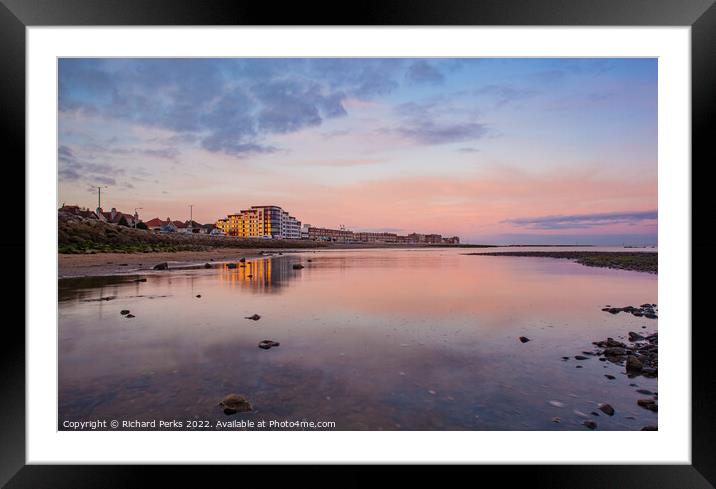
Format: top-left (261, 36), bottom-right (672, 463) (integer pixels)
top-left (58, 248), bottom-right (271, 278)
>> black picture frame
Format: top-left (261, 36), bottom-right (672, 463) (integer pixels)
top-left (2, 0), bottom-right (713, 487)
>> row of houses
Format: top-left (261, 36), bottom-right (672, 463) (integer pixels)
top-left (213, 205), bottom-right (459, 244)
top-left (305, 226), bottom-right (459, 245)
top-left (59, 205), bottom-right (140, 227)
top-left (58, 205), bottom-right (218, 234)
top-left (62, 203), bottom-right (460, 244)
top-left (143, 217), bottom-right (219, 235)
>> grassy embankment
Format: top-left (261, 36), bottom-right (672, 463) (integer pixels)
top-left (58, 214), bottom-right (330, 254)
top-left (470, 251), bottom-right (657, 274)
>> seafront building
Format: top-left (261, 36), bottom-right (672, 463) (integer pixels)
top-left (212, 205), bottom-right (459, 244)
top-left (216, 205), bottom-right (301, 239)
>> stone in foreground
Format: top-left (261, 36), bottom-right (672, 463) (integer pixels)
top-left (597, 403), bottom-right (615, 416)
top-left (258, 340), bottom-right (280, 350)
top-left (219, 394), bottom-right (252, 415)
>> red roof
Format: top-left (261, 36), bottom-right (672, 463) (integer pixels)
top-left (172, 220), bottom-right (187, 228)
top-left (145, 218), bottom-right (167, 227)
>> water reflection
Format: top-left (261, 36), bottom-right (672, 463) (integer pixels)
top-left (58, 249), bottom-right (658, 430)
top-left (218, 256), bottom-right (302, 293)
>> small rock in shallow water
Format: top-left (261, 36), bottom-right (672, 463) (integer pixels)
top-left (583, 420), bottom-right (597, 430)
top-left (258, 340), bottom-right (280, 350)
top-left (637, 399), bottom-right (658, 412)
top-left (219, 394), bottom-right (252, 414)
top-left (125, 314), bottom-right (135, 318)
top-left (153, 262), bottom-right (168, 270)
top-left (598, 403), bottom-right (615, 416)
top-left (574, 355), bottom-right (589, 360)
top-left (628, 331), bottom-right (645, 342)
top-left (603, 347), bottom-right (627, 356)
top-left (204, 263), bottom-right (212, 269)
top-left (196, 295), bottom-right (201, 298)
top-left (120, 310), bottom-right (130, 315)
top-left (292, 264), bottom-right (305, 270)
top-left (245, 314), bottom-right (261, 321)
top-left (551, 417), bottom-right (561, 423)
top-left (604, 374), bottom-right (616, 380)
top-left (636, 389), bottom-right (653, 395)
top-left (641, 425), bottom-right (658, 431)
top-left (518, 336), bottom-right (530, 343)
top-left (626, 356), bottom-right (643, 373)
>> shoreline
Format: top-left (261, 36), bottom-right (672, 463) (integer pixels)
top-left (57, 245), bottom-right (459, 278)
top-left (467, 251), bottom-right (657, 274)
top-left (58, 248), bottom-right (269, 278)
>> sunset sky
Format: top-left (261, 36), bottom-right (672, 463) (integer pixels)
top-left (58, 58), bottom-right (657, 245)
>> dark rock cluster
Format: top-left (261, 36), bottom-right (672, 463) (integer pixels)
top-left (601, 304), bottom-right (657, 319)
top-left (592, 332), bottom-right (658, 378)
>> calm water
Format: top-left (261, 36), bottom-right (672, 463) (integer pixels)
top-left (58, 248), bottom-right (658, 430)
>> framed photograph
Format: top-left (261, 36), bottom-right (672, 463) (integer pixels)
top-left (4, 0), bottom-right (714, 486)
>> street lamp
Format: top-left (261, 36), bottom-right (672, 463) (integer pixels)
top-left (92, 185), bottom-right (108, 211)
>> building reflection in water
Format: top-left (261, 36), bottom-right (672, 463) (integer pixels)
top-left (218, 256), bottom-right (300, 293)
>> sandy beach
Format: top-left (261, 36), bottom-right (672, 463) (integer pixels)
top-left (58, 248), bottom-right (280, 278)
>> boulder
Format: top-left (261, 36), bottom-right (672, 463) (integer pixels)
top-left (583, 420), bottom-right (597, 430)
top-left (219, 394), bottom-right (252, 414)
top-left (603, 347), bottom-right (627, 357)
top-left (626, 355), bottom-right (643, 372)
top-left (258, 340), bottom-right (280, 350)
top-left (597, 403), bottom-right (615, 416)
top-left (628, 331), bottom-right (645, 342)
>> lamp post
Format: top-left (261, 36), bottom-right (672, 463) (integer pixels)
top-left (188, 204), bottom-right (194, 233)
top-left (93, 185), bottom-right (108, 211)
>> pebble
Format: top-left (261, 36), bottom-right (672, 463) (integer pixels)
top-left (598, 403), bottom-right (615, 416)
top-left (258, 340), bottom-right (280, 350)
top-left (120, 310), bottom-right (130, 315)
top-left (219, 394), bottom-right (252, 414)
top-left (518, 336), bottom-right (530, 343)
top-left (583, 420), bottom-right (597, 430)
